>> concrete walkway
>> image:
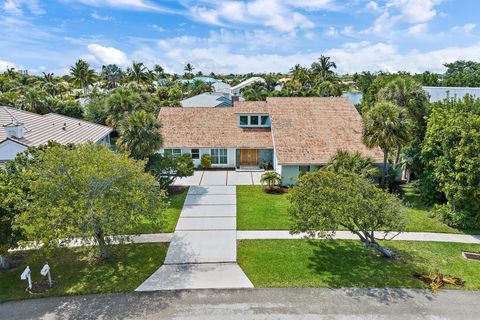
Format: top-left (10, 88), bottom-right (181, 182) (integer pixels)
top-left (237, 230), bottom-right (480, 244)
top-left (174, 170), bottom-right (266, 186)
top-left (136, 186), bottom-right (253, 291)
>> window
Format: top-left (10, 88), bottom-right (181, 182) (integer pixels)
top-left (261, 115), bottom-right (269, 125)
top-left (191, 148), bottom-right (200, 159)
top-left (164, 149), bottom-right (181, 157)
top-left (299, 165), bottom-right (310, 177)
top-left (239, 115), bottom-right (249, 126)
top-left (211, 148), bottom-right (228, 164)
top-left (250, 115), bottom-right (259, 125)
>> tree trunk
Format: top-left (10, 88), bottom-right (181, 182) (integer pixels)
top-left (0, 254), bottom-right (9, 270)
top-left (381, 151), bottom-right (388, 188)
top-left (366, 241), bottom-right (395, 258)
top-left (394, 146), bottom-right (401, 169)
top-left (94, 226), bottom-right (109, 260)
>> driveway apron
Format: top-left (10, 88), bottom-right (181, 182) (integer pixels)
top-left (136, 186), bottom-right (253, 290)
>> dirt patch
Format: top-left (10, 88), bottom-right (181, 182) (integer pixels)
top-left (264, 187), bottom-right (289, 195)
top-left (167, 185), bottom-right (187, 196)
top-left (29, 280), bottom-right (55, 293)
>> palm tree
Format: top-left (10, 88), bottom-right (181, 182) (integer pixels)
top-left (326, 150), bottom-right (379, 181)
top-left (260, 171), bottom-right (282, 193)
top-left (241, 84), bottom-right (268, 101)
top-left (125, 62), bottom-right (150, 86)
top-left (101, 64), bottom-right (124, 89)
top-left (69, 60), bottom-right (96, 95)
top-left (117, 110), bottom-right (162, 160)
top-left (184, 63), bottom-right (194, 79)
top-left (105, 87), bottom-right (143, 128)
top-left (362, 101), bottom-right (410, 187)
top-left (379, 77), bottom-right (428, 166)
top-left (310, 55), bottom-right (337, 81)
top-left (153, 64), bottom-right (165, 80)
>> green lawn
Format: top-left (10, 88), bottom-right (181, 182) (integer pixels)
top-left (238, 239), bottom-right (480, 289)
top-left (0, 243), bottom-right (167, 301)
top-left (237, 186), bottom-right (291, 230)
top-left (237, 185), bottom-right (475, 234)
top-left (126, 187), bottom-right (188, 234)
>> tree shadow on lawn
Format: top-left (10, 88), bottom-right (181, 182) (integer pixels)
top-left (306, 240), bottom-right (434, 303)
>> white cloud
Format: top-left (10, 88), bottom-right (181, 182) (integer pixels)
top-left (407, 23), bottom-right (428, 35)
top-left (87, 44), bottom-right (130, 67)
top-left (389, 0), bottom-right (442, 24)
top-left (91, 11), bottom-right (113, 21)
top-left (0, 60), bottom-right (17, 72)
top-left (2, 0), bottom-right (44, 15)
top-left (188, 0), bottom-right (315, 33)
top-left (70, 0), bottom-right (177, 13)
top-left (287, 0), bottom-right (336, 11)
top-left (452, 23), bottom-right (476, 35)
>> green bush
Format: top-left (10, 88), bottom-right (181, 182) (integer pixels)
top-left (431, 204), bottom-right (471, 229)
top-left (201, 154), bottom-right (212, 169)
top-left (260, 171), bottom-right (282, 193)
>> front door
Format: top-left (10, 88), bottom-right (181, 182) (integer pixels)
top-left (240, 149), bottom-right (259, 166)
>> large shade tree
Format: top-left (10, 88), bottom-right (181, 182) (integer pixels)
top-left (289, 170), bottom-right (404, 258)
top-left (362, 101), bottom-right (410, 187)
top-left (15, 143), bottom-right (166, 260)
top-left (117, 110), bottom-right (163, 160)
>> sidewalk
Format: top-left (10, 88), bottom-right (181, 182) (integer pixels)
top-left (135, 186), bottom-right (253, 291)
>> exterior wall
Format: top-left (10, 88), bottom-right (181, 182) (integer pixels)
top-left (235, 148), bottom-right (274, 168)
top-left (280, 164), bottom-right (321, 186)
top-left (160, 148), bottom-right (236, 168)
top-left (0, 140), bottom-right (27, 162)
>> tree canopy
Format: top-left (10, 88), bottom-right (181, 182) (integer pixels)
top-left (289, 170), bottom-right (404, 257)
top-left (14, 143), bottom-right (167, 259)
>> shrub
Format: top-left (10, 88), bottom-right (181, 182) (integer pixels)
top-left (431, 204), bottom-right (471, 229)
top-left (201, 154), bottom-right (212, 169)
top-left (260, 171), bottom-right (282, 193)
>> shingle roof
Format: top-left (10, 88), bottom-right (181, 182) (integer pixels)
top-left (0, 106), bottom-right (112, 147)
top-left (158, 107), bottom-right (273, 149)
top-left (158, 97), bottom-right (384, 164)
top-left (181, 92), bottom-right (232, 108)
top-left (267, 97), bottom-right (384, 164)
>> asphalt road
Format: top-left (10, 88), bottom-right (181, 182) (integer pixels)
top-left (1, 288), bottom-right (479, 320)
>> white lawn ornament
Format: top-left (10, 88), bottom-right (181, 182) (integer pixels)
top-left (40, 263), bottom-right (53, 288)
top-left (20, 266), bottom-right (32, 291)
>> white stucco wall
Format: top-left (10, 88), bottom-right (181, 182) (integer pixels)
top-left (0, 140), bottom-right (27, 161)
top-left (160, 148), bottom-right (236, 168)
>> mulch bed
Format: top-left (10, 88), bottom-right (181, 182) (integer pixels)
top-left (167, 185), bottom-right (187, 196)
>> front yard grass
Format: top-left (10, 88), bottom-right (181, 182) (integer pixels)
top-left (0, 243), bottom-right (167, 301)
top-left (237, 185), bottom-right (477, 234)
top-left (126, 187), bottom-right (189, 234)
top-left (238, 239), bottom-right (480, 289)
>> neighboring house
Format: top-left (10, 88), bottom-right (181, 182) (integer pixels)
top-left (423, 86), bottom-right (480, 102)
top-left (158, 97), bottom-right (383, 185)
top-left (177, 77), bottom-right (219, 84)
top-left (212, 81), bottom-right (231, 94)
top-left (181, 92), bottom-right (233, 108)
top-left (230, 77), bottom-right (266, 97)
top-left (0, 106), bottom-right (112, 164)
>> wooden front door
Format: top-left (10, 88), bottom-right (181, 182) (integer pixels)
top-left (240, 149), bottom-right (259, 166)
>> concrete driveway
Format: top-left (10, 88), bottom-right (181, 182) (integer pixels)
top-left (174, 170), bottom-right (266, 186)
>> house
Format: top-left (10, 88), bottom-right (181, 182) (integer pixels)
top-left (181, 92), bottom-right (233, 108)
top-left (212, 81), bottom-right (231, 93)
top-left (0, 106), bottom-right (112, 164)
top-left (230, 77), bottom-right (265, 97)
top-left (158, 97), bottom-right (383, 185)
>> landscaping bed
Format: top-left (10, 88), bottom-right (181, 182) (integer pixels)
top-left (0, 243), bottom-right (168, 301)
top-left (237, 239), bottom-right (480, 290)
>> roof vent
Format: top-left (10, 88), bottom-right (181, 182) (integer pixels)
top-left (3, 122), bottom-right (25, 139)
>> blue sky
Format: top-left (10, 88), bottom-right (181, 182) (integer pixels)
top-left (0, 0), bottom-right (479, 75)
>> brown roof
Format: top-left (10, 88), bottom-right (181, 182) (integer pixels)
top-left (158, 107), bottom-right (273, 149)
top-left (158, 97), bottom-right (384, 164)
top-left (267, 97), bottom-right (384, 164)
